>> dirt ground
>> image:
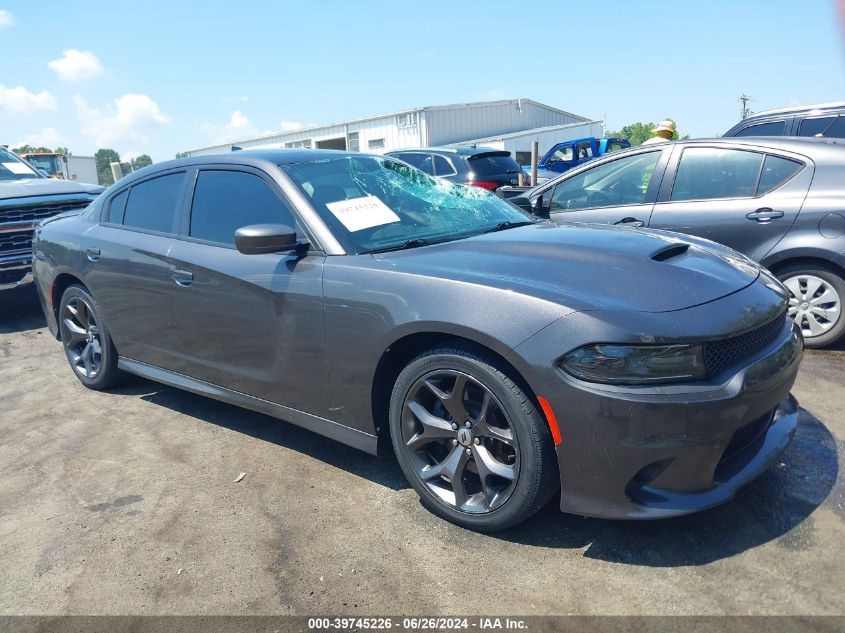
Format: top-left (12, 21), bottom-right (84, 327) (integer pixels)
top-left (1, 287), bottom-right (843, 615)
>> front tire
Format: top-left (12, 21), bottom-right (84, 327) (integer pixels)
top-left (58, 284), bottom-right (123, 390)
top-left (389, 343), bottom-right (558, 531)
top-left (777, 264), bottom-right (845, 348)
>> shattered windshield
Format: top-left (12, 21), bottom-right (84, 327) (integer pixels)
top-left (0, 147), bottom-right (39, 181)
top-left (280, 155), bottom-right (532, 254)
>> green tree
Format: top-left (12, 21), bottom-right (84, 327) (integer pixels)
top-left (131, 154), bottom-right (153, 170)
top-left (608, 120), bottom-right (687, 146)
top-left (54, 147), bottom-right (72, 156)
top-left (12, 145), bottom-right (52, 155)
top-left (175, 151), bottom-right (189, 159)
top-left (95, 148), bottom-right (121, 186)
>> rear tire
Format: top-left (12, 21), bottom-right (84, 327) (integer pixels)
top-left (777, 264), bottom-right (845, 348)
top-left (389, 343), bottom-right (558, 531)
top-left (58, 284), bottom-right (123, 390)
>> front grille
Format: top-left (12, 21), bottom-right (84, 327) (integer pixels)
top-left (0, 230), bottom-right (32, 255)
top-left (0, 198), bottom-right (91, 225)
top-left (703, 312), bottom-right (787, 378)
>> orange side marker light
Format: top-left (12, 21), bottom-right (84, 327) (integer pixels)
top-left (537, 396), bottom-right (562, 446)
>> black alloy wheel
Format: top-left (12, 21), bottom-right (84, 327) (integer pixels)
top-left (389, 344), bottom-right (558, 531)
top-left (59, 284), bottom-right (122, 390)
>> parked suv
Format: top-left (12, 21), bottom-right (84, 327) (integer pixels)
top-left (386, 146), bottom-right (524, 190)
top-left (511, 137), bottom-right (845, 347)
top-left (724, 102), bottom-right (845, 139)
top-left (0, 146), bottom-right (102, 290)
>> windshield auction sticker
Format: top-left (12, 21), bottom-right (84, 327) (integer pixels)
top-left (325, 195), bottom-right (400, 232)
top-left (2, 162), bottom-right (35, 175)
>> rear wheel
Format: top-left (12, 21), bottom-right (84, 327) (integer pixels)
top-left (59, 284), bottom-right (122, 390)
top-left (389, 344), bottom-right (558, 531)
top-left (777, 264), bottom-right (844, 348)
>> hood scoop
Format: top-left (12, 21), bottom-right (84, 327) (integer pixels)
top-left (650, 243), bottom-right (690, 262)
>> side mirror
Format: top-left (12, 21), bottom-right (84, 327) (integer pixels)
top-left (234, 224), bottom-right (299, 255)
top-left (509, 195), bottom-right (533, 213)
top-left (532, 194), bottom-right (550, 219)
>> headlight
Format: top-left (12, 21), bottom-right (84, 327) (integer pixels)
top-left (560, 344), bottom-right (707, 384)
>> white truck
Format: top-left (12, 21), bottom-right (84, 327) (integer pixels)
top-left (20, 152), bottom-right (99, 185)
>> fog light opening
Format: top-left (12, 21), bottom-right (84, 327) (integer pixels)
top-left (625, 458), bottom-right (675, 504)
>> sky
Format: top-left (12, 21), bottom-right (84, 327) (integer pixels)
top-left (1, 0), bottom-right (844, 162)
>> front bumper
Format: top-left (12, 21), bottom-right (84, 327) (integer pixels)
top-left (0, 253), bottom-right (34, 290)
top-left (510, 283), bottom-right (804, 519)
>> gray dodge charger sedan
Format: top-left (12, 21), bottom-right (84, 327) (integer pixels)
top-left (32, 150), bottom-right (803, 531)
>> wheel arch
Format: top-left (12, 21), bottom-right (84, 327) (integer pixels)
top-left (51, 272), bottom-right (88, 340)
top-left (370, 331), bottom-right (541, 457)
top-left (762, 252), bottom-right (845, 279)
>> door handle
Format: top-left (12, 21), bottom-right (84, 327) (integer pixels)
top-left (746, 208), bottom-right (784, 223)
top-left (85, 247), bottom-right (100, 262)
top-left (614, 217), bottom-right (645, 228)
top-left (172, 269), bottom-right (194, 287)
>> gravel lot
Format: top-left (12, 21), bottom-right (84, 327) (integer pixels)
top-left (1, 287), bottom-right (843, 616)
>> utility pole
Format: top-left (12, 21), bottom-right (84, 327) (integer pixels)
top-left (740, 94), bottom-right (753, 119)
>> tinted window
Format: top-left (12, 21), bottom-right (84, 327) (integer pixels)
top-left (190, 170), bottom-right (295, 246)
top-left (605, 141), bottom-right (627, 154)
top-left (123, 173), bottom-right (184, 233)
top-left (395, 153), bottom-right (433, 174)
top-left (108, 190), bottom-right (128, 224)
top-left (799, 115), bottom-right (845, 138)
top-left (433, 155), bottom-right (456, 176)
top-left (548, 151), bottom-right (661, 212)
top-left (467, 153), bottom-right (521, 176)
top-left (799, 116), bottom-right (836, 137)
top-left (671, 148), bottom-right (762, 202)
top-left (757, 155), bottom-right (803, 195)
top-left (733, 121), bottom-right (785, 137)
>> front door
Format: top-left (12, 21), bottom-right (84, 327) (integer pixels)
top-left (647, 146), bottom-right (812, 261)
top-left (168, 167), bottom-right (328, 415)
top-left (541, 148), bottom-right (668, 227)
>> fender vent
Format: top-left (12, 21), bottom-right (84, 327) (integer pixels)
top-left (650, 243), bottom-right (690, 262)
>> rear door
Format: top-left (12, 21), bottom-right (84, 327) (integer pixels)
top-left (83, 170), bottom-right (187, 371)
top-left (646, 145), bottom-right (812, 261)
top-left (168, 166), bottom-right (328, 414)
top-left (539, 147), bottom-right (670, 226)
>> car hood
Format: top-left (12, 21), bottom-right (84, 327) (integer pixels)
top-left (0, 178), bottom-right (103, 200)
top-left (373, 222), bottom-right (761, 313)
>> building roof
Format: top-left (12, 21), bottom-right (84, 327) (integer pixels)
top-left (446, 120), bottom-right (602, 145)
top-left (185, 98), bottom-right (590, 155)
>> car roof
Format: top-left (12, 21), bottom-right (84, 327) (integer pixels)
top-left (745, 101), bottom-right (845, 118)
top-left (114, 148), bottom-right (379, 186)
top-left (681, 137), bottom-right (845, 158)
top-left (386, 146), bottom-right (505, 157)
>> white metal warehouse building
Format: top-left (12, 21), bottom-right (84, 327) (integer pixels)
top-left (184, 98), bottom-right (602, 164)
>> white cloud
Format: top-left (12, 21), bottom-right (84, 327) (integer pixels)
top-left (0, 84), bottom-right (57, 112)
top-left (0, 9), bottom-right (14, 28)
top-left (75, 93), bottom-right (169, 148)
top-left (48, 49), bottom-right (104, 82)
top-left (14, 127), bottom-right (68, 148)
top-left (202, 110), bottom-right (262, 144)
top-left (279, 120), bottom-right (304, 132)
